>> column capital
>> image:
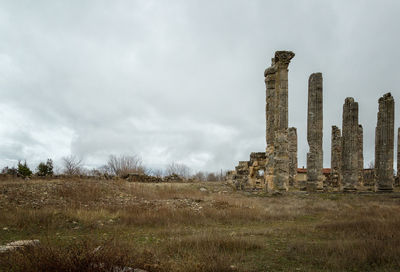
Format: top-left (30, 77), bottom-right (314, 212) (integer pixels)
top-left (275, 51), bottom-right (295, 68)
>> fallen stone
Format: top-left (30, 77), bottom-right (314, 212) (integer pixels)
top-left (0, 239), bottom-right (40, 253)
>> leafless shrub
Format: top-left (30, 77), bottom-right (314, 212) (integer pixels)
top-left (206, 172), bottom-right (217, 181)
top-left (147, 168), bottom-right (164, 178)
top-left (62, 155), bottom-right (83, 175)
top-left (165, 162), bottom-right (191, 178)
top-left (193, 171), bottom-right (206, 181)
top-left (106, 155), bottom-right (145, 177)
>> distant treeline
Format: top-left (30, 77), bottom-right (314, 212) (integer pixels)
top-left (1, 155), bottom-right (227, 182)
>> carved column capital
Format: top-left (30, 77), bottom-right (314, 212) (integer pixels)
top-left (275, 51), bottom-right (295, 68)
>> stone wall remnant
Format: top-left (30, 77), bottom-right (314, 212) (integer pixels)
top-left (288, 127), bottom-right (298, 186)
top-left (342, 97), bottom-right (359, 191)
top-left (306, 73), bottom-right (323, 191)
top-left (330, 126), bottom-right (342, 187)
top-left (375, 93), bottom-right (395, 192)
top-left (233, 161), bottom-right (250, 190)
top-left (248, 152), bottom-right (266, 189)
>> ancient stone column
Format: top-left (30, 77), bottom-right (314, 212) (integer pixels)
top-left (274, 51), bottom-right (292, 131)
top-left (357, 124), bottom-right (364, 186)
top-left (342, 98), bottom-right (359, 191)
top-left (375, 93), bottom-right (395, 192)
top-left (398, 128), bottom-right (400, 179)
top-left (288, 127), bottom-right (298, 186)
top-left (331, 126), bottom-right (342, 187)
top-left (306, 73), bottom-right (323, 191)
top-left (264, 58), bottom-right (277, 191)
top-left (264, 51), bottom-right (295, 192)
top-left (265, 59), bottom-right (277, 147)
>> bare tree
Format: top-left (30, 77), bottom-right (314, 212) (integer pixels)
top-left (107, 154), bottom-right (145, 176)
top-left (148, 168), bottom-right (164, 178)
top-left (165, 162), bottom-right (191, 178)
top-left (193, 171), bottom-right (206, 181)
top-left (206, 172), bottom-right (218, 181)
top-left (62, 155), bottom-right (83, 175)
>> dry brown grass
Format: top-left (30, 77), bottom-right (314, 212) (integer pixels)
top-left (1, 178), bottom-right (400, 271)
top-left (0, 239), bottom-right (157, 272)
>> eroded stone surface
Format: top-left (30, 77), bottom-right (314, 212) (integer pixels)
top-left (233, 161), bottom-right (250, 190)
top-left (330, 126), bottom-right (342, 187)
top-left (375, 93), bottom-right (395, 192)
top-left (358, 124), bottom-right (364, 186)
top-left (288, 127), bottom-right (298, 186)
top-left (264, 51), bottom-right (294, 192)
top-left (397, 128), bottom-right (400, 179)
top-left (342, 97), bottom-right (359, 191)
top-left (248, 152), bottom-right (266, 189)
top-left (306, 73), bottom-right (323, 191)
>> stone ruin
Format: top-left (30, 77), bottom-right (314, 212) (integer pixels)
top-left (264, 51), bottom-right (295, 192)
top-left (375, 93), bottom-right (395, 192)
top-left (357, 124), bottom-right (364, 186)
top-left (306, 73), bottom-right (324, 191)
top-left (341, 98), bottom-right (360, 191)
top-left (288, 127), bottom-right (298, 187)
top-left (229, 152), bottom-right (266, 190)
top-left (231, 161), bottom-right (250, 190)
top-left (248, 152), bottom-right (267, 189)
top-left (330, 126), bottom-right (342, 187)
top-left (228, 51), bottom-right (397, 193)
top-left (397, 128), bottom-right (400, 184)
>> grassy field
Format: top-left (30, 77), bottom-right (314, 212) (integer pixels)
top-left (1, 178), bottom-right (400, 271)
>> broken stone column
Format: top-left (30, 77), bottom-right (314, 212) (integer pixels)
top-left (357, 124), bottom-right (364, 186)
top-left (375, 93), bottom-right (395, 192)
top-left (342, 98), bottom-right (359, 191)
top-left (264, 51), bottom-right (295, 192)
top-left (265, 58), bottom-right (277, 147)
top-left (330, 126), bottom-right (342, 188)
top-left (288, 127), bottom-right (298, 186)
top-left (306, 73), bottom-right (323, 191)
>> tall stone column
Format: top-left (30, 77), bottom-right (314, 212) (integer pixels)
top-left (275, 51), bottom-right (292, 131)
top-left (375, 93), bottom-right (395, 192)
top-left (264, 58), bottom-right (277, 191)
top-left (331, 126), bottom-right (342, 188)
top-left (306, 73), bottom-right (323, 191)
top-left (264, 51), bottom-right (295, 192)
top-left (342, 97), bottom-right (359, 191)
top-left (288, 127), bottom-right (298, 186)
top-left (357, 125), bottom-right (364, 186)
top-left (265, 59), bottom-right (277, 147)
top-left (398, 128), bottom-right (400, 179)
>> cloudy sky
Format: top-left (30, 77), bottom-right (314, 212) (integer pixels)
top-left (0, 0), bottom-right (399, 173)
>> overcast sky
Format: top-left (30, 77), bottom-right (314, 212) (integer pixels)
top-left (0, 0), bottom-right (399, 173)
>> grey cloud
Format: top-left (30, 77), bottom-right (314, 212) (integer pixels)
top-left (0, 0), bottom-right (399, 172)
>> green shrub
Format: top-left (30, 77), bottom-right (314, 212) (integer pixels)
top-left (18, 161), bottom-right (32, 178)
top-left (37, 159), bottom-right (54, 177)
